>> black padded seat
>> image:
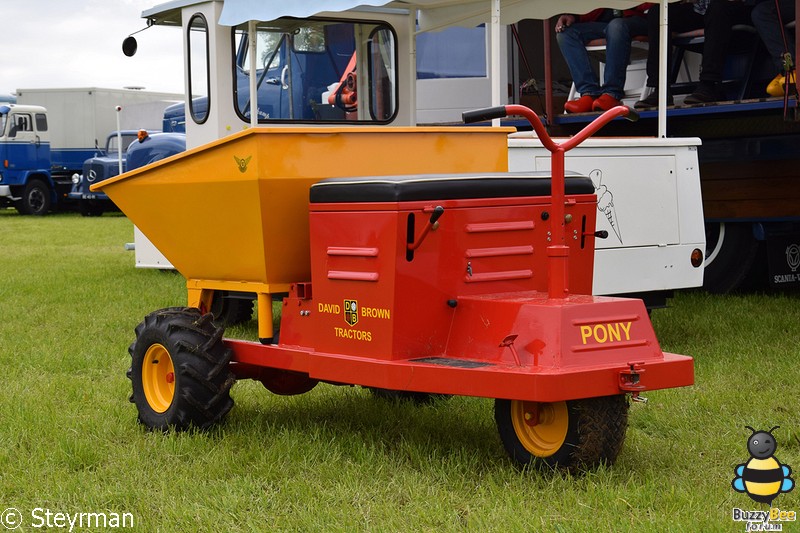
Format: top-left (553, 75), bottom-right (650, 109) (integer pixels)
top-left (309, 172), bottom-right (594, 203)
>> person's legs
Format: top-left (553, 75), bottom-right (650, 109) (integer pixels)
top-left (644, 4), bottom-right (662, 87)
top-left (686, 0), bottom-right (753, 102)
top-left (601, 15), bottom-right (648, 99)
top-left (751, 0), bottom-right (796, 72)
top-left (556, 21), bottom-right (608, 97)
top-left (637, 4), bottom-right (707, 107)
top-left (644, 3), bottom-right (704, 87)
top-left (698, 0), bottom-right (753, 83)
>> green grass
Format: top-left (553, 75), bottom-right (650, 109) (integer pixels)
top-left (1, 209), bottom-right (798, 532)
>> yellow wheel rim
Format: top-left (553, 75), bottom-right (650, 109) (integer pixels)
top-left (510, 400), bottom-right (569, 457)
top-left (142, 343), bottom-right (175, 413)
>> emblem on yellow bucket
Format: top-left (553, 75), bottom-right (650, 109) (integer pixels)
top-left (234, 155), bottom-right (252, 173)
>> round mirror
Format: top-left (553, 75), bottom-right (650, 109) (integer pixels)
top-left (122, 36), bottom-right (138, 57)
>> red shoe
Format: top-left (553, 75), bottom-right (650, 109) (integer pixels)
top-left (592, 93), bottom-right (622, 111)
top-left (563, 95), bottom-right (595, 114)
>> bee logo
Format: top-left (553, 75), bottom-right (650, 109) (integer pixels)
top-left (732, 426), bottom-right (794, 505)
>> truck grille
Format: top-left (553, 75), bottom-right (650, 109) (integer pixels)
top-left (84, 162), bottom-right (117, 184)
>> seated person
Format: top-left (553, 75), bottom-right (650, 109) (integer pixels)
top-left (751, 0), bottom-right (796, 95)
top-left (683, 0), bottom-right (757, 104)
top-left (556, 4), bottom-right (653, 113)
top-left (635, 0), bottom-right (709, 108)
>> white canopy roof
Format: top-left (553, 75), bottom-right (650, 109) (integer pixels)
top-left (217, 0), bottom-right (658, 30)
top-left (147, 0), bottom-right (674, 135)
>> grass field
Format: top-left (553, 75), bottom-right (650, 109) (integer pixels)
top-left (1, 209), bottom-right (798, 532)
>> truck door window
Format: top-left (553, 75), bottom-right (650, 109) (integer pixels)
top-left (35, 113), bottom-right (47, 132)
top-left (17, 115), bottom-right (31, 131)
top-left (9, 114), bottom-right (33, 138)
top-left (232, 18), bottom-right (397, 124)
top-left (187, 13), bottom-right (210, 124)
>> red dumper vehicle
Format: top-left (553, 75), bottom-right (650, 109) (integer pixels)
top-left (94, 105), bottom-right (693, 470)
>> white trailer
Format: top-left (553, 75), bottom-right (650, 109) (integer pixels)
top-left (16, 87), bottom-right (182, 155)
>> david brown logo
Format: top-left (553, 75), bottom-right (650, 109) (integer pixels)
top-left (731, 426), bottom-right (796, 531)
top-left (344, 299), bottom-right (358, 326)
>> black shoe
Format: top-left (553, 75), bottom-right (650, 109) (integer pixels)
top-left (684, 82), bottom-right (721, 105)
top-left (634, 90), bottom-right (673, 109)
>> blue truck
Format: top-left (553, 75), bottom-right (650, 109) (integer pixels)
top-left (0, 88), bottom-right (181, 215)
top-left (68, 130), bottom-right (141, 216)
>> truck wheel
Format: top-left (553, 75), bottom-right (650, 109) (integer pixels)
top-left (19, 179), bottom-right (51, 216)
top-left (703, 222), bottom-right (759, 293)
top-left (210, 291), bottom-right (254, 327)
top-left (494, 395), bottom-right (628, 471)
top-left (128, 307), bottom-right (235, 431)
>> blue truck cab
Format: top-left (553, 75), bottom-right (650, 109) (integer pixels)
top-left (70, 129), bottom-right (186, 216)
top-left (126, 132), bottom-right (185, 171)
top-left (68, 130), bottom-right (140, 216)
top-left (0, 104), bottom-right (58, 215)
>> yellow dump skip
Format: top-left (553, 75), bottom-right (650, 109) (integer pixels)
top-left (94, 126), bottom-right (512, 291)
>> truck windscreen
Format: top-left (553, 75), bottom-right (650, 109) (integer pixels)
top-left (232, 18), bottom-right (397, 124)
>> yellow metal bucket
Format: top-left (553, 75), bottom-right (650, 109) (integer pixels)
top-left (94, 126), bottom-right (512, 292)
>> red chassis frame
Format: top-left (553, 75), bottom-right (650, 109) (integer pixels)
top-left (226, 105), bottom-right (694, 403)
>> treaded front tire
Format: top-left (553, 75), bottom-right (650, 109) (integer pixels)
top-left (494, 395), bottom-right (629, 471)
top-left (18, 179), bottom-right (51, 216)
top-left (128, 307), bottom-right (235, 431)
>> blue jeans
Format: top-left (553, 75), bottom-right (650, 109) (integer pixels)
top-left (556, 16), bottom-right (648, 99)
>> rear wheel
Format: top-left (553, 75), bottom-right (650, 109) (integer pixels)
top-left (128, 307), bottom-right (235, 430)
top-left (368, 388), bottom-right (451, 404)
top-left (703, 222), bottom-right (759, 293)
top-left (210, 291), bottom-right (254, 327)
top-left (494, 395), bottom-right (628, 471)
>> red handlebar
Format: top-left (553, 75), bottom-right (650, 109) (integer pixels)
top-left (461, 103), bottom-right (637, 299)
top-left (464, 104), bottom-right (637, 154)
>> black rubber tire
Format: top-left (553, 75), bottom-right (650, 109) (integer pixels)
top-left (494, 395), bottom-right (629, 471)
top-left (703, 222), bottom-right (759, 293)
top-left (210, 291), bottom-right (254, 327)
top-left (18, 179), bottom-right (51, 216)
top-left (128, 307), bottom-right (235, 431)
top-left (368, 387), bottom-right (451, 404)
